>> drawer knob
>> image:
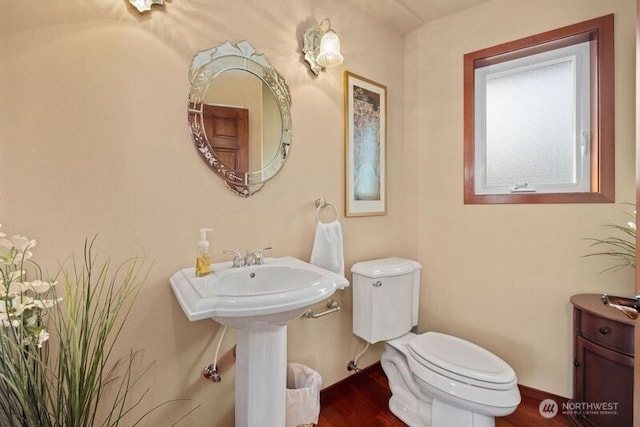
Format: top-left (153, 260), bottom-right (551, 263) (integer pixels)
top-left (574, 360), bottom-right (582, 367)
top-left (599, 326), bottom-right (611, 335)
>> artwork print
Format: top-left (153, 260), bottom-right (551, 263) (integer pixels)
top-left (353, 86), bottom-right (381, 201)
top-left (344, 72), bottom-right (386, 216)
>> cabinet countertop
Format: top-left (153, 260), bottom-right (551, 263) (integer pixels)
top-left (570, 293), bottom-right (636, 327)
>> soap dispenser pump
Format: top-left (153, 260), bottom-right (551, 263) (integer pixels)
top-left (195, 228), bottom-right (213, 277)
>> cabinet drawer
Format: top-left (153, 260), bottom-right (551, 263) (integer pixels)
top-left (580, 311), bottom-right (634, 355)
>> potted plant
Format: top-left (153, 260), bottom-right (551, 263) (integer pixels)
top-left (585, 205), bottom-right (636, 272)
top-left (0, 226), bottom-right (193, 426)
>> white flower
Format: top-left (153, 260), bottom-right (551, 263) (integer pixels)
top-left (0, 235), bottom-right (35, 252)
top-left (6, 281), bottom-right (25, 296)
top-left (10, 295), bottom-right (34, 316)
top-left (8, 270), bottom-right (25, 282)
top-left (1, 318), bottom-right (20, 327)
top-left (0, 272), bottom-right (26, 297)
top-left (36, 329), bottom-right (49, 348)
top-left (26, 279), bottom-right (55, 294)
top-left (627, 221), bottom-right (636, 231)
top-left (0, 235), bottom-right (36, 266)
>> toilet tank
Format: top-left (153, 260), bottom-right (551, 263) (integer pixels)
top-left (351, 258), bottom-right (422, 344)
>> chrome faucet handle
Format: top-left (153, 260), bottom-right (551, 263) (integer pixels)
top-left (254, 246), bottom-right (272, 265)
top-left (223, 250), bottom-right (244, 268)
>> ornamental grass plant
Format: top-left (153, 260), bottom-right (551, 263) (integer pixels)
top-left (0, 227), bottom-right (188, 426)
top-left (584, 204), bottom-right (636, 272)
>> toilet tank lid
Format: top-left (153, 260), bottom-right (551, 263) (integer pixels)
top-left (351, 257), bottom-right (422, 278)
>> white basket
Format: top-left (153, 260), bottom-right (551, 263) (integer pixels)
top-left (286, 363), bottom-right (322, 427)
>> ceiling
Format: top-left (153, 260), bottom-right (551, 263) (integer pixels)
top-left (343, 0), bottom-right (489, 34)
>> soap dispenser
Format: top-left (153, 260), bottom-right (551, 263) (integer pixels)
top-left (195, 228), bottom-right (213, 277)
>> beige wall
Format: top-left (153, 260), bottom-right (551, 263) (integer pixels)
top-left (0, 0), bottom-right (636, 425)
top-left (0, 1), bottom-right (407, 426)
top-left (407, 0), bottom-right (636, 398)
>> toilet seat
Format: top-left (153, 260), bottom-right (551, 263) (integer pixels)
top-left (408, 332), bottom-right (517, 391)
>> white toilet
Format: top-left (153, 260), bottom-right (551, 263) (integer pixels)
top-left (351, 258), bottom-right (520, 427)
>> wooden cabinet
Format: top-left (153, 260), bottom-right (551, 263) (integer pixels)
top-left (570, 294), bottom-right (634, 426)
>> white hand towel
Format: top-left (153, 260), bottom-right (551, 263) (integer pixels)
top-left (310, 220), bottom-right (344, 276)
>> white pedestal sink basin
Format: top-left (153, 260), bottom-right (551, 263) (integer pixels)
top-left (170, 256), bottom-right (349, 427)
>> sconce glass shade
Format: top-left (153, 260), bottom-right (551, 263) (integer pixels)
top-left (129, 0), bottom-right (163, 13)
top-left (316, 29), bottom-right (343, 68)
top-left (303, 20), bottom-right (343, 75)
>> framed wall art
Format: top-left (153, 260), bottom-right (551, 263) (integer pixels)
top-left (344, 71), bottom-right (387, 217)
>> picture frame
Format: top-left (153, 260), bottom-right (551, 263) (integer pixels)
top-left (344, 71), bottom-right (387, 217)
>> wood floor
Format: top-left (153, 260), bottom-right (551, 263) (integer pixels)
top-left (318, 363), bottom-right (573, 427)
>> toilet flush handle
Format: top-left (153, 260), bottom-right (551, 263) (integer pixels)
top-left (372, 281), bottom-right (382, 287)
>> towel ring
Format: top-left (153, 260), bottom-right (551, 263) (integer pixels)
top-left (315, 198), bottom-right (338, 223)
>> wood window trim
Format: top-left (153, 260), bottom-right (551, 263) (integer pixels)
top-left (463, 14), bottom-right (615, 204)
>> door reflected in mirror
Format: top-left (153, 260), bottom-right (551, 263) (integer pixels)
top-left (203, 70), bottom-right (282, 173)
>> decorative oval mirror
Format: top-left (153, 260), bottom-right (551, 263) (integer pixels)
top-left (187, 41), bottom-right (292, 197)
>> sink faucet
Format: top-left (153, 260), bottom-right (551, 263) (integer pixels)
top-left (245, 246), bottom-right (272, 266)
top-left (223, 250), bottom-right (245, 268)
top-left (224, 247), bottom-right (272, 267)
top-left (244, 250), bottom-right (256, 266)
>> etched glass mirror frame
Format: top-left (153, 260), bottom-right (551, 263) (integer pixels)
top-left (188, 41), bottom-right (292, 197)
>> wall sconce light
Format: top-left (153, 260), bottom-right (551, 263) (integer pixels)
top-left (303, 19), bottom-right (344, 75)
top-left (129, 0), bottom-right (163, 13)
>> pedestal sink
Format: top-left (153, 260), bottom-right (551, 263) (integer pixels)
top-left (169, 256), bottom-right (349, 427)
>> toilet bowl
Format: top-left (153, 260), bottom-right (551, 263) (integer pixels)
top-left (382, 332), bottom-right (520, 427)
top-left (351, 258), bottom-right (521, 427)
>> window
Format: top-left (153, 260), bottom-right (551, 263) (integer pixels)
top-left (463, 14), bottom-right (614, 204)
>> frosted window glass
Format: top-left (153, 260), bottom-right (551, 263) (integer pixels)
top-left (485, 60), bottom-right (576, 187)
top-left (473, 40), bottom-right (591, 195)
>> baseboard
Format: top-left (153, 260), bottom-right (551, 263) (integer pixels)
top-left (320, 361), bottom-right (382, 394)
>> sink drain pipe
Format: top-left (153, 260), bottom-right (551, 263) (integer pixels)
top-left (203, 325), bottom-right (228, 383)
